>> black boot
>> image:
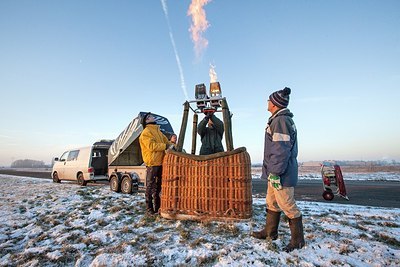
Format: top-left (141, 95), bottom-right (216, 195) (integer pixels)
top-left (154, 195), bottom-right (161, 214)
top-left (252, 210), bottom-right (281, 240)
top-left (146, 199), bottom-right (155, 214)
top-left (285, 216), bottom-right (305, 252)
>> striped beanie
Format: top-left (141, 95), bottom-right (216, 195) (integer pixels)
top-left (269, 87), bottom-right (291, 108)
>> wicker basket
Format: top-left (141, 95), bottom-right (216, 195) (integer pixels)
top-left (160, 147), bottom-right (252, 221)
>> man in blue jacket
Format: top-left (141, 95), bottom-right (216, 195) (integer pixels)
top-left (252, 87), bottom-right (305, 252)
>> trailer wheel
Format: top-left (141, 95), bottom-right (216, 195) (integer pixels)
top-left (52, 172), bottom-right (61, 183)
top-left (322, 190), bottom-right (334, 201)
top-left (121, 176), bottom-right (132, 194)
top-left (110, 175), bottom-right (120, 192)
top-left (77, 173), bottom-right (87, 186)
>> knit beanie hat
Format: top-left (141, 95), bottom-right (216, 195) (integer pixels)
top-left (141, 112), bottom-right (151, 128)
top-left (269, 87), bottom-right (291, 108)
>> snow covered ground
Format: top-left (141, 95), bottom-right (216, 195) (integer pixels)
top-left (0, 174), bottom-right (399, 267)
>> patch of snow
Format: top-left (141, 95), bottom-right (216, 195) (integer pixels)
top-left (0, 174), bottom-right (399, 266)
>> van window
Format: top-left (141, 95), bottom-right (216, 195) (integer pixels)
top-left (60, 151), bottom-right (69, 162)
top-left (67, 150), bottom-right (80, 161)
top-left (92, 151), bottom-right (101, 158)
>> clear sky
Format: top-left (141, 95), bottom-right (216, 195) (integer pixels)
top-left (1, 0), bottom-right (399, 166)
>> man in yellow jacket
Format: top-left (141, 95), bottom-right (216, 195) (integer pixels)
top-left (139, 112), bottom-right (176, 214)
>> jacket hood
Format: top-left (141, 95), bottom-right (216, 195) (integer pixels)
top-left (269, 108), bottom-right (293, 122)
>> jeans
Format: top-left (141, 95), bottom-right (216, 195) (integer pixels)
top-left (145, 166), bottom-right (162, 212)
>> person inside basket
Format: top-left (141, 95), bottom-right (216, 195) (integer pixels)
top-left (251, 87), bottom-right (305, 252)
top-left (168, 134), bottom-right (177, 150)
top-left (197, 111), bottom-right (224, 155)
top-left (139, 112), bottom-right (176, 215)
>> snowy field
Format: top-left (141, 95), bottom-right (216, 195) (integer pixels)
top-left (0, 174), bottom-right (399, 267)
top-left (251, 168), bottom-right (400, 181)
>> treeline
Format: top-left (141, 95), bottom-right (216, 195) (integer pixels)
top-left (11, 159), bottom-right (47, 168)
top-left (320, 160), bottom-right (400, 166)
top-left (252, 160), bottom-right (400, 167)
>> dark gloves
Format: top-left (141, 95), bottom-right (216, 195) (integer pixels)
top-left (204, 111), bottom-right (215, 120)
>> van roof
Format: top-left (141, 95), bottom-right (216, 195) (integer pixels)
top-left (93, 140), bottom-right (114, 149)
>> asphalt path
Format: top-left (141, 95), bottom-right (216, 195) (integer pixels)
top-left (1, 169), bottom-right (399, 208)
top-left (253, 179), bottom-right (400, 208)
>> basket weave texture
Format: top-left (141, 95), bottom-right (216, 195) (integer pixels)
top-left (160, 147), bottom-right (252, 220)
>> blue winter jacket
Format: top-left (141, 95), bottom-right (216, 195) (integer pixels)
top-left (262, 108), bottom-right (298, 187)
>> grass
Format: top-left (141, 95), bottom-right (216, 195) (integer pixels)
top-left (339, 243), bottom-right (356, 255)
top-left (374, 233), bottom-right (400, 248)
top-left (214, 223), bottom-right (240, 237)
top-left (65, 232), bottom-right (85, 243)
top-left (18, 205), bottom-right (27, 213)
top-left (121, 226), bottom-right (132, 234)
top-left (83, 237), bottom-right (103, 247)
top-left (196, 253), bottom-right (219, 265)
top-left (264, 240), bottom-right (280, 252)
top-left (179, 229), bottom-right (190, 241)
top-left (109, 206), bottom-right (122, 213)
top-left (57, 245), bottom-right (81, 264)
top-left (96, 219), bottom-right (108, 227)
top-left (190, 237), bottom-right (206, 248)
top-left (378, 221), bottom-right (399, 228)
top-left (11, 251), bottom-right (49, 266)
top-left (153, 226), bottom-right (166, 233)
top-left (359, 233), bottom-right (369, 239)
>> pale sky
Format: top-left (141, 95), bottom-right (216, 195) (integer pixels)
top-left (1, 0), bottom-right (399, 166)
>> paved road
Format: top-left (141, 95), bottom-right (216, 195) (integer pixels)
top-left (253, 179), bottom-right (400, 208)
top-left (0, 169), bottom-right (51, 179)
top-left (1, 169), bottom-right (399, 208)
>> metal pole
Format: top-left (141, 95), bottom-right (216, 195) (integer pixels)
top-left (221, 98), bottom-right (234, 151)
top-left (177, 101), bottom-right (189, 152)
top-left (191, 113), bottom-right (198, 154)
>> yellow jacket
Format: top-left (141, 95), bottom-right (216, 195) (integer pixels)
top-left (139, 124), bottom-right (172, 166)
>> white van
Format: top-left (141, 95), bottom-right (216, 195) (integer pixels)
top-left (52, 140), bottom-right (113, 186)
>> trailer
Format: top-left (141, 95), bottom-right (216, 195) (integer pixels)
top-left (321, 164), bottom-right (349, 201)
top-left (107, 112), bottom-right (174, 194)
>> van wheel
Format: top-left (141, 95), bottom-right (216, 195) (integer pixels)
top-left (110, 176), bottom-right (120, 192)
top-left (121, 176), bottom-right (132, 194)
top-left (52, 172), bottom-right (61, 183)
top-left (77, 173), bottom-right (87, 186)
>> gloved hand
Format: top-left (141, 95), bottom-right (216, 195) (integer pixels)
top-left (204, 110), bottom-right (215, 120)
top-left (268, 174), bottom-right (282, 190)
top-left (166, 144), bottom-right (175, 151)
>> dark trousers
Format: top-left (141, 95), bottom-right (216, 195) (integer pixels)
top-left (145, 166), bottom-right (162, 213)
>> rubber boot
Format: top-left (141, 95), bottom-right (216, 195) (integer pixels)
top-left (146, 199), bottom-right (155, 214)
top-left (154, 195), bottom-right (161, 214)
top-left (285, 216), bottom-right (305, 252)
top-left (252, 210), bottom-right (281, 240)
